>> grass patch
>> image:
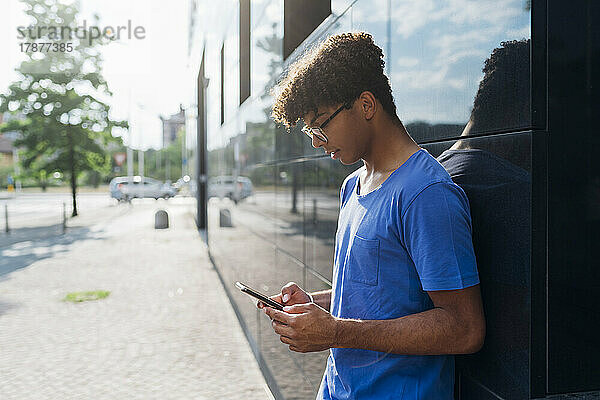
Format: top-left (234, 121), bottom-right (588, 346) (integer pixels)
top-left (64, 290), bottom-right (110, 303)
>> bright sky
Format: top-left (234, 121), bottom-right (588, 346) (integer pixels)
top-left (0, 0), bottom-right (190, 150)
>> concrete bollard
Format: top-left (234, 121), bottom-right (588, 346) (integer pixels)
top-left (154, 210), bottom-right (169, 229)
top-left (219, 208), bottom-right (232, 227)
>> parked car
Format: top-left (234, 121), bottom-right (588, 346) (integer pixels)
top-left (109, 177), bottom-right (129, 201)
top-left (109, 176), bottom-right (177, 201)
top-left (208, 176), bottom-right (253, 203)
top-left (172, 175), bottom-right (193, 196)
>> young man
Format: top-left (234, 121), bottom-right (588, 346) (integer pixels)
top-left (259, 32), bottom-right (485, 399)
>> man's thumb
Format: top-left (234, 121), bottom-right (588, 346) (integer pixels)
top-left (281, 286), bottom-right (295, 303)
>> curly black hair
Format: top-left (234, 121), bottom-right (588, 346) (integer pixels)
top-left (271, 32), bottom-right (399, 128)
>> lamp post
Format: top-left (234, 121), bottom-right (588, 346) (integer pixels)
top-left (127, 90), bottom-right (134, 189)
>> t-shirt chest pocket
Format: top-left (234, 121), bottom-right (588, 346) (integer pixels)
top-left (346, 235), bottom-right (380, 286)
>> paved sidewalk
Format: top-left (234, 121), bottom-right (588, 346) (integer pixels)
top-left (0, 199), bottom-right (272, 399)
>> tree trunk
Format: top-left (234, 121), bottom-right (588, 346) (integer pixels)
top-left (68, 132), bottom-right (78, 217)
top-left (71, 167), bottom-right (77, 217)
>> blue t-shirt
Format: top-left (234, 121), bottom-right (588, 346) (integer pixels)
top-left (318, 148), bottom-right (480, 400)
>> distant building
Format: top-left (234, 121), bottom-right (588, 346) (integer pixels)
top-left (0, 135), bottom-right (14, 168)
top-left (0, 112), bottom-right (18, 168)
top-left (160, 105), bottom-right (185, 148)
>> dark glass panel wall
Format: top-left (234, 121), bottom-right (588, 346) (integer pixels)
top-left (545, 0), bottom-right (600, 394)
top-left (283, 0), bottom-right (331, 59)
top-left (427, 133), bottom-right (532, 400)
top-left (239, 0), bottom-right (251, 104)
top-left (196, 53), bottom-right (207, 231)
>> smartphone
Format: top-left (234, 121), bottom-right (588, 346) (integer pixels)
top-left (235, 281), bottom-right (284, 311)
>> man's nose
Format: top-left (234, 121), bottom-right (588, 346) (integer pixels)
top-left (311, 135), bottom-right (325, 149)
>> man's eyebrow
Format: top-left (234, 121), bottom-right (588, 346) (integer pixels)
top-left (309, 112), bottom-right (327, 126)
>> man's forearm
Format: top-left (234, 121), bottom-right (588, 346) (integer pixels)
top-left (334, 307), bottom-right (483, 355)
top-left (309, 289), bottom-right (332, 311)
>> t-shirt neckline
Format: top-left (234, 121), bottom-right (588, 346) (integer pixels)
top-left (355, 148), bottom-right (425, 197)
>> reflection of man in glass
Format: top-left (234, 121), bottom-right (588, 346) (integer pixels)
top-left (258, 32), bottom-right (485, 399)
top-left (437, 39), bottom-right (531, 397)
top-left (444, 39), bottom-right (530, 158)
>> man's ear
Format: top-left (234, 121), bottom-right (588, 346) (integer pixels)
top-left (357, 91), bottom-right (377, 121)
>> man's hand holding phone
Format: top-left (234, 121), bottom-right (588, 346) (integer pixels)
top-left (258, 282), bottom-right (338, 353)
top-left (256, 281), bottom-right (313, 309)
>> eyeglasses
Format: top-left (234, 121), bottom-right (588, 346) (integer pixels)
top-left (302, 103), bottom-right (350, 143)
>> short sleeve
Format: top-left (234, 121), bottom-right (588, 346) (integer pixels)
top-left (401, 181), bottom-right (480, 291)
top-left (339, 171), bottom-right (359, 209)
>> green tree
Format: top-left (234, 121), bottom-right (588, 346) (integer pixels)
top-left (0, 0), bottom-right (126, 216)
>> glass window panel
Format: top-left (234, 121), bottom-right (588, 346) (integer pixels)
top-left (251, 0), bottom-right (283, 97)
top-left (274, 163), bottom-right (304, 262)
top-left (237, 97), bottom-right (277, 165)
top-left (259, 252), bottom-right (317, 400)
top-left (236, 164), bottom-right (277, 242)
top-left (224, 18), bottom-right (240, 124)
top-left (349, 0), bottom-right (531, 142)
top-left (199, 2), bottom-right (535, 399)
top-left (426, 132), bottom-right (531, 399)
top-left (303, 158), bottom-right (358, 282)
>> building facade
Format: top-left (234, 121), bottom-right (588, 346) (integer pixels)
top-left (0, 112), bottom-right (20, 188)
top-left (0, 135), bottom-right (14, 168)
top-left (186, 1), bottom-right (599, 398)
top-left (160, 105), bottom-right (186, 147)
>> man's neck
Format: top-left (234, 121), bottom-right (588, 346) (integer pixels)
top-left (361, 119), bottom-right (421, 176)
top-left (449, 119), bottom-right (473, 151)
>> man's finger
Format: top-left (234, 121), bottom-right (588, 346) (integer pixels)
top-left (289, 345), bottom-right (302, 353)
top-left (283, 303), bottom-right (312, 314)
top-left (271, 320), bottom-right (294, 337)
top-left (272, 320), bottom-right (293, 337)
top-left (270, 293), bottom-right (283, 303)
top-left (280, 335), bottom-right (293, 345)
top-left (281, 282), bottom-right (299, 303)
top-left (264, 307), bottom-right (291, 324)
